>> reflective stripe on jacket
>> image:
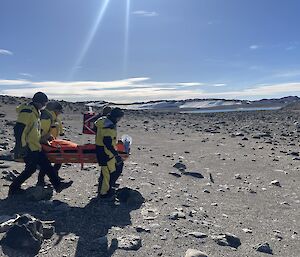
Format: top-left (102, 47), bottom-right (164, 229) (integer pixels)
top-left (15, 103), bottom-right (41, 151)
top-left (95, 117), bottom-right (117, 165)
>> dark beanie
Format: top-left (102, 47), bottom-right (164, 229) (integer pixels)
top-left (109, 108), bottom-right (124, 119)
top-left (32, 92), bottom-right (48, 104)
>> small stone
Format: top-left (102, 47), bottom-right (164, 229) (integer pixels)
top-left (169, 171), bottom-right (182, 178)
top-left (42, 225), bottom-right (55, 239)
top-left (212, 233), bottom-right (241, 248)
top-left (184, 248), bottom-right (208, 257)
top-left (242, 228), bottom-right (252, 234)
top-left (153, 245), bottom-right (161, 250)
top-left (188, 232), bottom-right (208, 239)
top-left (255, 242), bottom-right (273, 254)
top-left (235, 132), bottom-right (244, 137)
top-left (135, 226), bottom-right (151, 233)
top-left (234, 174), bottom-right (242, 179)
top-left (173, 162), bottom-right (187, 171)
top-left (270, 180), bottom-right (281, 187)
top-left (169, 211), bottom-right (186, 220)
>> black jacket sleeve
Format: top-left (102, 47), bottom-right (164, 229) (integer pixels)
top-left (14, 122), bottom-right (26, 147)
top-left (103, 136), bottom-right (118, 156)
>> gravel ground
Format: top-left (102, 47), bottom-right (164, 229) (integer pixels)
top-left (0, 96), bottom-right (299, 257)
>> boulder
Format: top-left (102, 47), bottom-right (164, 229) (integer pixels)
top-left (0, 214), bottom-right (43, 255)
top-left (117, 235), bottom-right (142, 251)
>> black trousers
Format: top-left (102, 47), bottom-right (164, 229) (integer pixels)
top-left (10, 151), bottom-right (60, 190)
top-left (38, 163), bottom-right (62, 183)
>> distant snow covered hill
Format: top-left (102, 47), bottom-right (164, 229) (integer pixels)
top-left (86, 96), bottom-right (300, 111)
top-left (88, 99), bottom-right (244, 110)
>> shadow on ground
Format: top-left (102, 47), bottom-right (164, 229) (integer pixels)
top-left (0, 187), bottom-right (144, 257)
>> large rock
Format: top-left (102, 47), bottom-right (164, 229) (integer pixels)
top-left (116, 187), bottom-right (145, 208)
top-left (185, 249), bottom-right (208, 257)
top-left (117, 235), bottom-right (142, 251)
top-left (0, 214), bottom-right (43, 254)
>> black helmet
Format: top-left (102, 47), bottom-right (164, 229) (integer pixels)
top-left (109, 108), bottom-right (124, 118)
top-left (32, 92), bottom-right (48, 104)
top-left (46, 101), bottom-right (63, 112)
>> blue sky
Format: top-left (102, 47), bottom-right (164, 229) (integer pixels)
top-left (1, 0), bottom-right (300, 102)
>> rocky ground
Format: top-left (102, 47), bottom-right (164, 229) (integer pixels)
top-left (0, 95), bottom-right (299, 257)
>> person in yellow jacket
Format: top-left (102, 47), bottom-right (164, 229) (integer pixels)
top-left (9, 92), bottom-right (73, 196)
top-left (37, 101), bottom-right (65, 185)
top-left (95, 107), bottom-right (124, 198)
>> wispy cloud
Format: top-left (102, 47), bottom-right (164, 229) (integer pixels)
top-left (0, 49), bottom-right (13, 56)
top-left (178, 82), bottom-right (204, 87)
top-left (19, 73), bottom-right (33, 78)
top-left (207, 20), bottom-right (220, 25)
top-left (0, 79), bottom-right (29, 86)
top-left (273, 69), bottom-right (300, 78)
top-left (132, 10), bottom-right (158, 17)
top-left (286, 46), bottom-right (296, 51)
top-left (212, 83), bottom-right (227, 87)
top-left (1, 78), bottom-right (300, 102)
top-left (249, 45), bottom-right (261, 50)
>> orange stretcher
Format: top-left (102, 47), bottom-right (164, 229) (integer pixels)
top-left (42, 139), bottom-right (129, 169)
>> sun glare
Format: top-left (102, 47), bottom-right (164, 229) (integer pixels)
top-left (69, 0), bottom-right (111, 80)
top-left (123, 0), bottom-right (131, 79)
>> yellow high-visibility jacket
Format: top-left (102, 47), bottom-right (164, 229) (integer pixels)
top-left (15, 103), bottom-right (42, 151)
top-left (95, 117), bottom-right (117, 165)
top-left (41, 109), bottom-right (63, 139)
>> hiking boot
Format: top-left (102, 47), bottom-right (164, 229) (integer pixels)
top-left (111, 183), bottom-right (120, 189)
top-left (98, 189), bottom-right (116, 201)
top-left (54, 181), bottom-right (73, 193)
top-left (8, 187), bottom-right (26, 197)
top-left (58, 176), bottom-right (65, 182)
top-left (36, 180), bottom-right (46, 187)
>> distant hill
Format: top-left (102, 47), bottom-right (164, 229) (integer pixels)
top-left (1, 94), bottom-right (300, 112)
top-left (107, 96), bottom-right (300, 111)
